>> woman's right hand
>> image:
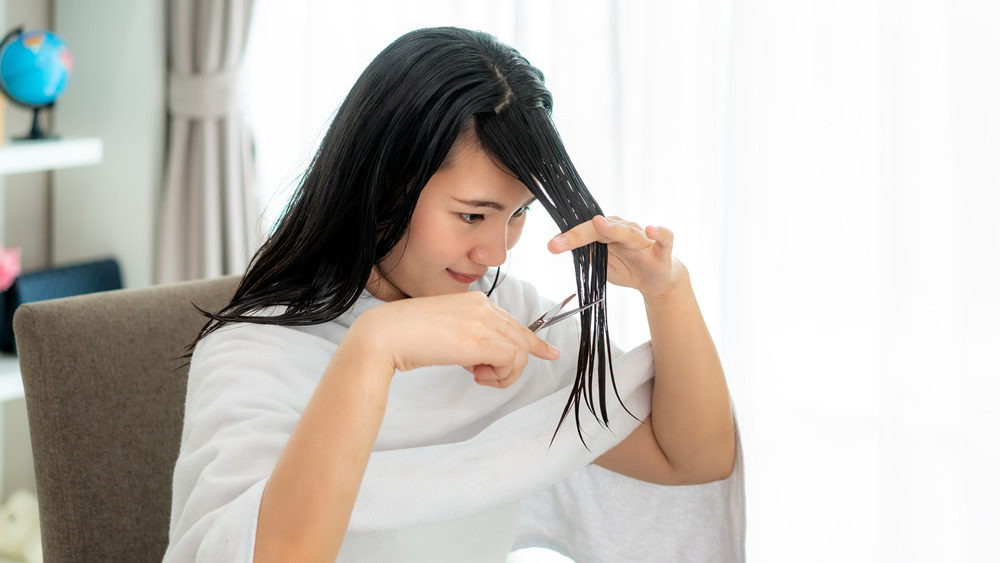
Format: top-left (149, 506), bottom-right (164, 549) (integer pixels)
top-left (347, 291), bottom-right (559, 388)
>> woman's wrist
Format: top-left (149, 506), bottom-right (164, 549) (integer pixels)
top-left (340, 308), bottom-right (398, 382)
top-left (641, 258), bottom-right (692, 306)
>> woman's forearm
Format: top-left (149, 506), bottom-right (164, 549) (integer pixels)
top-left (253, 330), bottom-right (395, 562)
top-left (644, 265), bottom-right (736, 482)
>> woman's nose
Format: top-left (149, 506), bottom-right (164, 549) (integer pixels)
top-left (470, 227), bottom-right (508, 267)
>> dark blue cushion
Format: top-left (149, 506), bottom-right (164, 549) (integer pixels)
top-left (1, 258), bottom-right (123, 353)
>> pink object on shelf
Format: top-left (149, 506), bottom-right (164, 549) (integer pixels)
top-left (0, 244), bottom-right (22, 292)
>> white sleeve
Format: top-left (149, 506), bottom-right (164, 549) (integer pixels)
top-left (163, 323), bottom-right (336, 562)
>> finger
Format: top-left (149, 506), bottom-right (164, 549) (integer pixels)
top-left (472, 364), bottom-right (501, 387)
top-left (475, 356), bottom-right (517, 387)
top-left (597, 216), bottom-right (652, 250)
top-left (497, 350), bottom-right (529, 388)
top-left (469, 339), bottom-right (518, 378)
top-left (548, 218), bottom-right (605, 254)
top-left (472, 344), bottom-right (522, 387)
top-left (484, 301), bottom-right (560, 361)
top-left (645, 224), bottom-right (674, 245)
top-left (529, 333), bottom-right (560, 360)
top-left (508, 320), bottom-right (560, 360)
top-left (507, 320), bottom-right (560, 361)
top-left (550, 215), bottom-right (654, 254)
top-left (646, 225), bottom-right (674, 262)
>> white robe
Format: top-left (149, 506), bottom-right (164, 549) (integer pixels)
top-left (164, 275), bottom-right (745, 562)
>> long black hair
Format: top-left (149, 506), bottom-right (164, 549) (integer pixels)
top-left (194, 27), bottom-right (624, 440)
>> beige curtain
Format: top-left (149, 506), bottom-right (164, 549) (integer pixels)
top-left (158, 0), bottom-right (261, 283)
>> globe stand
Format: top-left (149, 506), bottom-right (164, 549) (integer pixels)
top-left (15, 107), bottom-right (57, 141)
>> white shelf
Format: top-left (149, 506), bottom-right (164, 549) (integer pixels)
top-left (0, 355), bottom-right (23, 403)
top-left (0, 136), bottom-right (104, 396)
top-left (0, 137), bottom-right (103, 176)
top-left (0, 136), bottom-right (104, 401)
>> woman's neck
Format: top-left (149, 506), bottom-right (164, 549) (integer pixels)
top-left (366, 266), bottom-right (408, 302)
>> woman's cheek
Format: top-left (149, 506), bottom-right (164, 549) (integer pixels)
top-left (506, 221), bottom-right (525, 249)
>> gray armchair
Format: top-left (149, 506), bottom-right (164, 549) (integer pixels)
top-left (12, 276), bottom-right (239, 562)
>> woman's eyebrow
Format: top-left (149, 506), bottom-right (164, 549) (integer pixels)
top-left (453, 196), bottom-right (537, 210)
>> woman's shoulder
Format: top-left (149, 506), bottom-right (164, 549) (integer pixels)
top-left (195, 294), bottom-right (380, 351)
top-left (190, 312), bottom-right (349, 370)
top-left (186, 318), bottom-right (343, 403)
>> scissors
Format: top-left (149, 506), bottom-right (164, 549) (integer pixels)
top-left (527, 293), bottom-right (603, 333)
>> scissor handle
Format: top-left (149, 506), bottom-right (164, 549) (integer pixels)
top-left (526, 317), bottom-right (547, 332)
top-left (527, 294), bottom-right (576, 332)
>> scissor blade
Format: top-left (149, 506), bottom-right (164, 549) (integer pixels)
top-left (527, 293), bottom-right (576, 332)
top-left (540, 299), bottom-right (601, 329)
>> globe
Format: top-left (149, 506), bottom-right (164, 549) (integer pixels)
top-left (0, 27), bottom-right (74, 139)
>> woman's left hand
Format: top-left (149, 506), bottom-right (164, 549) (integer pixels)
top-left (548, 215), bottom-right (686, 299)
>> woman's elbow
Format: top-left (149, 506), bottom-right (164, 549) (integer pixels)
top-left (673, 433), bottom-right (737, 485)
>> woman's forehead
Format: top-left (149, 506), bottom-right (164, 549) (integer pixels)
top-left (427, 142), bottom-right (533, 204)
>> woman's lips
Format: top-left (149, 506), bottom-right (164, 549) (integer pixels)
top-left (447, 269), bottom-right (482, 284)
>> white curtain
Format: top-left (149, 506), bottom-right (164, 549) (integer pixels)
top-left (159, 0), bottom-right (263, 283)
top-left (722, 2), bottom-right (999, 560)
top-left (244, 1), bottom-right (1000, 561)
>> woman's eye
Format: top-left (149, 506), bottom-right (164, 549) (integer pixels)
top-left (460, 213), bottom-right (485, 223)
top-left (512, 206), bottom-right (530, 218)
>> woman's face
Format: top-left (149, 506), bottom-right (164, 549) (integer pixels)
top-left (368, 140), bottom-right (535, 301)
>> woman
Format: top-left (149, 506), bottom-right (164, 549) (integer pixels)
top-left (166, 27), bottom-right (743, 562)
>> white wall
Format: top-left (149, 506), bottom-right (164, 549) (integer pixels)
top-left (52, 0), bottom-right (165, 288)
top-left (0, 0), bottom-right (51, 501)
top-left (2, 0), bottom-right (51, 272)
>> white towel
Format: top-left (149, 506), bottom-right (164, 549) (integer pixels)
top-left (165, 276), bottom-right (745, 562)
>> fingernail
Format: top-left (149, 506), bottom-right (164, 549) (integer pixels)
top-left (549, 344), bottom-right (560, 358)
top-left (551, 235), bottom-right (567, 248)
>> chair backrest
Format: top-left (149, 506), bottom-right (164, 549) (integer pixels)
top-left (13, 276), bottom-right (239, 562)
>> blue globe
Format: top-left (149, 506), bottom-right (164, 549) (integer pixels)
top-left (0, 28), bottom-right (73, 108)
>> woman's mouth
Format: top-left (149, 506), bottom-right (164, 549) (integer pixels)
top-left (447, 269), bottom-right (482, 284)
